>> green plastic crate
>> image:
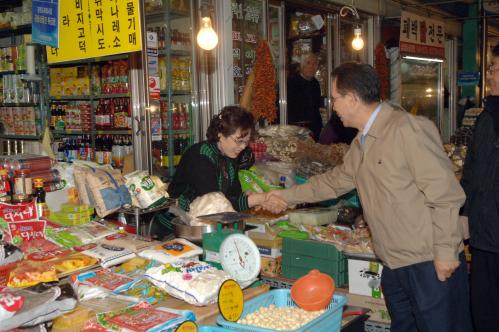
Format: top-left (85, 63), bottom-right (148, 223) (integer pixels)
top-left (282, 237), bottom-right (348, 287)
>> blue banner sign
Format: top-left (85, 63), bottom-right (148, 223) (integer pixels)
top-left (32, 0), bottom-right (59, 48)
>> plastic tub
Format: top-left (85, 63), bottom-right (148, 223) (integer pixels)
top-left (216, 289), bottom-right (347, 332)
top-left (198, 327), bottom-right (235, 332)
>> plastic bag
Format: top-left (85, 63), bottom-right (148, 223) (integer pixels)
top-left (145, 260), bottom-right (231, 306)
top-left (74, 166), bottom-right (132, 217)
top-left (139, 239), bottom-right (202, 264)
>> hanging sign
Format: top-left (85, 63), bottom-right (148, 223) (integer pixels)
top-left (47, 0), bottom-right (142, 64)
top-left (32, 0), bottom-right (59, 48)
top-left (399, 11), bottom-right (445, 59)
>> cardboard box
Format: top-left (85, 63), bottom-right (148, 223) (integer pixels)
top-left (348, 259), bottom-right (384, 298)
top-left (248, 231), bottom-right (282, 277)
top-left (345, 292), bottom-right (391, 324)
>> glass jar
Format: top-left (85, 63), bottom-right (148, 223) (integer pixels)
top-left (13, 169), bottom-right (32, 202)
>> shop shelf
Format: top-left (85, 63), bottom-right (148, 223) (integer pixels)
top-left (162, 129), bottom-right (191, 134)
top-left (93, 93), bottom-right (130, 99)
top-left (95, 130), bottom-right (133, 135)
top-left (0, 134), bottom-right (41, 140)
top-left (160, 90), bottom-right (192, 96)
top-left (0, 24), bottom-right (31, 38)
top-left (49, 95), bottom-right (92, 100)
top-left (52, 130), bottom-right (86, 136)
top-left (0, 102), bottom-right (38, 107)
top-left (159, 49), bottom-right (192, 56)
top-left (216, 289), bottom-right (347, 332)
top-left (0, 70), bottom-right (26, 76)
top-left (145, 9), bottom-right (190, 22)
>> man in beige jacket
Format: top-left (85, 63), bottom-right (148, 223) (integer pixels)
top-left (271, 63), bottom-right (472, 331)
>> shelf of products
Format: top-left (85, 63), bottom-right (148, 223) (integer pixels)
top-left (0, 25), bottom-right (45, 144)
top-left (47, 58), bottom-right (133, 169)
top-left (144, 0), bottom-right (196, 178)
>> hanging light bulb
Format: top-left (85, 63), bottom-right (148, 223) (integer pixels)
top-left (352, 27), bottom-right (364, 51)
top-left (197, 17), bottom-right (218, 51)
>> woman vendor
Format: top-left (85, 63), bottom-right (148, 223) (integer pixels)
top-left (167, 105), bottom-right (273, 212)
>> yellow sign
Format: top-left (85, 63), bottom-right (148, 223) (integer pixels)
top-left (47, 0), bottom-right (142, 63)
top-left (175, 320), bottom-right (197, 332)
top-left (218, 279), bottom-right (244, 322)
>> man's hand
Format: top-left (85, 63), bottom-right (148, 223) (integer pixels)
top-left (434, 259), bottom-right (460, 282)
top-left (260, 191), bottom-right (288, 214)
top-left (460, 216), bottom-right (469, 240)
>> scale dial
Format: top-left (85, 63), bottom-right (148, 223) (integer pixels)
top-left (219, 233), bottom-right (261, 283)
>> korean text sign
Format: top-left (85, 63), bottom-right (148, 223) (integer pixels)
top-left (32, 0), bottom-right (59, 48)
top-left (399, 11), bottom-right (445, 59)
top-left (47, 0), bottom-right (142, 63)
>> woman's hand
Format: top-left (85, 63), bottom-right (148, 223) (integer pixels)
top-left (247, 191), bottom-right (288, 213)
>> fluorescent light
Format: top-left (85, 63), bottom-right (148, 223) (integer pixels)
top-left (402, 55), bottom-right (443, 63)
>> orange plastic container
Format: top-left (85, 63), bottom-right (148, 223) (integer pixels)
top-left (291, 269), bottom-right (335, 311)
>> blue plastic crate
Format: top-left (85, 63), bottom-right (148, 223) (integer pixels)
top-left (216, 289), bottom-right (347, 332)
top-left (198, 327), bottom-right (236, 332)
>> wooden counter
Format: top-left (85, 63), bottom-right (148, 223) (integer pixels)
top-left (156, 284), bottom-right (270, 326)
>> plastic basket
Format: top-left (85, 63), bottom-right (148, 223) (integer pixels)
top-left (198, 327), bottom-right (235, 332)
top-left (216, 289), bottom-right (347, 332)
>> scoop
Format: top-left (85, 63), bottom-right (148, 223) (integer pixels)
top-left (291, 269), bottom-right (335, 311)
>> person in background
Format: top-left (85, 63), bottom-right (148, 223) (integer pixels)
top-left (287, 52), bottom-right (323, 141)
top-left (168, 105), bottom-right (285, 212)
top-left (460, 42), bottom-right (499, 332)
top-left (270, 62), bottom-right (472, 332)
top-left (319, 111), bottom-right (358, 144)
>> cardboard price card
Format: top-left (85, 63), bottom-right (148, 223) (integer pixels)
top-left (218, 279), bottom-right (244, 322)
top-left (47, 0), bottom-right (142, 63)
top-left (175, 321), bottom-right (197, 332)
top-left (0, 201), bottom-right (38, 223)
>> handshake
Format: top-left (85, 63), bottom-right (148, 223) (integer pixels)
top-left (248, 191), bottom-right (288, 214)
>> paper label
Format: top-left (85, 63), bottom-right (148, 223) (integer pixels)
top-left (8, 220), bottom-right (46, 244)
top-left (0, 201), bottom-right (38, 223)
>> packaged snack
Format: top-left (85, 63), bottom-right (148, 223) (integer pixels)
top-left (98, 233), bottom-right (159, 253)
top-left (145, 260), bottom-right (231, 306)
top-left (74, 166), bottom-right (131, 218)
top-left (7, 260), bottom-right (58, 288)
top-left (1, 284), bottom-right (77, 330)
top-left (95, 302), bottom-right (195, 332)
top-left (0, 287), bottom-right (24, 320)
top-left (125, 170), bottom-right (168, 209)
top-left (76, 243), bottom-right (136, 268)
top-left (138, 238), bottom-right (202, 264)
top-left (0, 241), bottom-right (23, 266)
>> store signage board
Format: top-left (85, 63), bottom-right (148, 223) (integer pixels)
top-left (47, 0), bottom-right (142, 64)
top-left (457, 71), bottom-right (481, 86)
top-left (399, 11), bottom-right (445, 59)
top-left (32, 0), bottom-right (59, 48)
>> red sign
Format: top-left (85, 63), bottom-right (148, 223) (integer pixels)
top-left (8, 220), bottom-right (46, 243)
top-left (399, 11), bottom-right (445, 59)
top-left (0, 201), bottom-right (38, 223)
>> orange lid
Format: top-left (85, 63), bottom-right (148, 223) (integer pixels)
top-left (33, 178), bottom-right (44, 188)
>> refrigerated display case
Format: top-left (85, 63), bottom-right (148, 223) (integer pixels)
top-left (143, 0), bottom-right (198, 179)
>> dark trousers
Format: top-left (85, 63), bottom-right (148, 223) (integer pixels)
top-left (470, 248), bottom-right (499, 332)
top-left (381, 253), bottom-right (472, 332)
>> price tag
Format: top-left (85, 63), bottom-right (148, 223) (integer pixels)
top-left (218, 279), bottom-right (244, 322)
top-left (175, 320), bottom-right (197, 332)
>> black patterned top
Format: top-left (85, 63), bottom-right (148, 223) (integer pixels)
top-left (167, 141), bottom-right (249, 211)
